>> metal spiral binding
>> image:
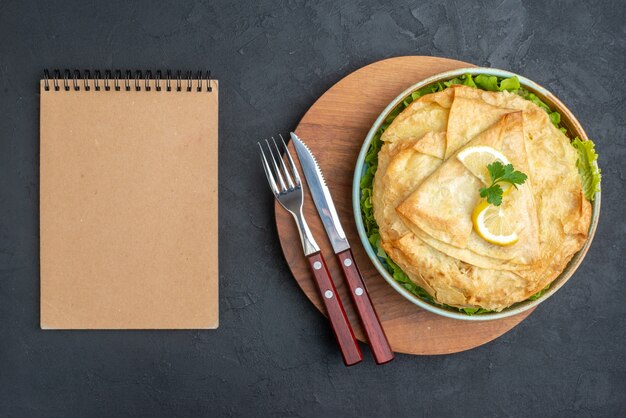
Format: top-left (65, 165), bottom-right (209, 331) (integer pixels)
top-left (42, 69), bottom-right (214, 92)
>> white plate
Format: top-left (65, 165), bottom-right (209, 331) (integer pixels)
top-left (352, 67), bottom-right (600, 321)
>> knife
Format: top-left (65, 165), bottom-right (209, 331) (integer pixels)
top-left (291, 132), bottom-right (395, 365)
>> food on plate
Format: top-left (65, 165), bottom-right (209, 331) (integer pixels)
top-left (361, 76), bottom-right (600, 313)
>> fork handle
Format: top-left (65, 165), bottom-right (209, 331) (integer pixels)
top-left (307, 252), bottom-right (362, 366)
top-left (337, 249), bottom-right (395, 364)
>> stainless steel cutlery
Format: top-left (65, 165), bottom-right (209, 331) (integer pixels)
top-left (258, 135), bottom-right (362, 366)
top-left (291, 132), bottom-right (394, 365)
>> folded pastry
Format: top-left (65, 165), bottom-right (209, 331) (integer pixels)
top-left (373, 86), bottom-right (591, 311)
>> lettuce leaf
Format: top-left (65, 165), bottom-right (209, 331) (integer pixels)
top-left (360, 74), bottom-right (600, 315)
top-left (475, 74), bottom-right (499, 91)
top-left (572, 137), bottom-right (602, 200)
top-left (517, 89), bottom-right (564, 129)
top-left (499, 76), bottom-right (521, 91)
top-left (528, 284), bottom-right (551, 301)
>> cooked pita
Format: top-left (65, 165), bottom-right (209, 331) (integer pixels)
top-left (445, 94), bottom-right (515, 158)
top-left (381, 89), bottom-right (454, 144)
top-left (398, 112), bottom-right (540, 269)
top-left (372, 85), bottom-right (591, 311)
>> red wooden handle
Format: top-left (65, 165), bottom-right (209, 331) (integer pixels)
top-left (337, 249), bottom-right (394, 364)
top-left (307, 252), bottom-right (362, 366)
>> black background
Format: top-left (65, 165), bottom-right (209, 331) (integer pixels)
top-left (1, 0), bottom-right (625, 416)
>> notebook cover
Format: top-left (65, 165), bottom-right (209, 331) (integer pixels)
top-left (40, 79), bottom-right (219, 329)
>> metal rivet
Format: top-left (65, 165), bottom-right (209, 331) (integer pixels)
top-left (313, 261), bottom-right (322, 270)
top-left (355, 287), bottom-right (364, 296)
top-left (324, 290), bottom-right (333, 299)
top-left (343, 258), bottom-right (353, 267)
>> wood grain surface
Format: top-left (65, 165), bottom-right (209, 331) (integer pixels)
top-left (275, 56), bottom-right (534, 355)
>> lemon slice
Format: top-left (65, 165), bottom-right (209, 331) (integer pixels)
top-left (472, 196), bottom-right (519, 246)
top-left (457, 146), bottom-right (510, 185)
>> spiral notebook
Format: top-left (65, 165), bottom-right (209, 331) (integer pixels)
top-left (40, 70), bottom-right (218, 329)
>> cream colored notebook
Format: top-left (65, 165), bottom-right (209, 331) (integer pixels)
top-left (40, 70), bottom-right (218, 329)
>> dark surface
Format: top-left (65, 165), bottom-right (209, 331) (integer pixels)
top-left (0, 0), bottom-right (624, 416)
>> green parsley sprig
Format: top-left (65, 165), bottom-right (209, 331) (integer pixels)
top-left (479, 161), bottom-right (528, 206)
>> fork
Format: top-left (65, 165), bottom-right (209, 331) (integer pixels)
top-left (259, 135), bottom-right (363, 366)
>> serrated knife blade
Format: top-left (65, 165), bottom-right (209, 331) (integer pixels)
top-left (290, 131), bottom-right (395, 365)
top-left (290, 132), bottom-right (350, 254)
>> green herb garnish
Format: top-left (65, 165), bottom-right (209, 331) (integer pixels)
top-left (478, 161), bottom-right (528, 206)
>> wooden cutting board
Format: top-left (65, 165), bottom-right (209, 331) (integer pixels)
top-left (275, 56), bottom-right (534, 355)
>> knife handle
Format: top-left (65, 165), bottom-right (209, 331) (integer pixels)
top-left (307, 252), bottom-right (362, 366)
top-left (337, 249), bottom-right (395, 365)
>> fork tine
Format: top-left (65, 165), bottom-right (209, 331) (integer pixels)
top-left (258, 142), bottom-right (280, 196)
top-left (279, 134), bottom-right (301, 186)
top-left (265, 139), bottom-right (287, 192)
top-left (272, 136), bottom-right (295, 189)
